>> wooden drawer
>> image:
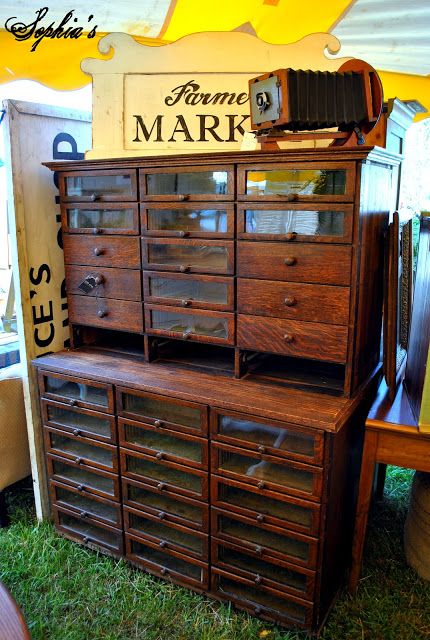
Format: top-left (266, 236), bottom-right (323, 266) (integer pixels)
top-left (61, 202), bottom-right (139, 234)
top-left (124, 506), bottom-right (208, 561)
top-left (126, 532), bottom-right (209, 591)
top-left (68, 295), bottom-right (143, 333)
top-left (211, 476), bottom-right (320, 536)
top-left (120, 450), bottom-right (208, 501)
top-left (119, 417), bottom-right (208, 470)
top-left (142, 238), bottom-right (234, 275)
top-left (212, 442), bottom-right (323, 502)
top-left (63, 235), bottom-right (140, 269)
top-left (50, 479), bottom-right (122, 529)
top-left (237, 278), bottom-right (350, 325)
top-left (53, 505), bottom-right (123, 556)
top-left (41, 400), bottom-right (116, 444)
top-left (47, 453), bottom-right (120, 501)
top-left (44, 426), bottom-right (118, 474)
top-left (66, 265), bottom-right (142, 301)
top-left (237, 241), bottom-right (352, 285)
top-left (59, 169), bottom-right (137, 202)
top-left (38, 370), bottom-right (114, 413)
top-left (212, 538), bottom-right (316, 600)
top-left (122, 478), bottom-right (209, 532)
top-left (117, 387), bottom-right (207, 437)
top-left (143, 272), bottom-right (234, 311)
top-left (211, 508), bottom-right (318, 569)
top-left (139, 165), bottom-right (234, 202)
top-left (145, 304), bottom-right (235, 346)
top-left (141, 202), bottom-right (234, 238)
top-left (210, 408), bottom-right (324, 465)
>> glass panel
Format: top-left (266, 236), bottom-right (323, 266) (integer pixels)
top-left (149, 276), bottom-right (229, 305)
top-left (131, 540), bottom-right (202, 580)
top-left (246, 169), bottom-right (346, 197)
top-left (127, 485), bottom-right (203, 525)
top-left (129, 513), bottom-right (203, 554)
top-left (218, 577), bottom-right (307, 623)
top-left (218, 546), bottom-right (307, 593)
top-left (49, 432), bottom-right (114, 468)
top-left (147, 243), bottom-right (229, 271)
top-left (58, 512), bottom-right (119, 548)
top-left (219, 484), bottom-right (312, 529)
top-left (47, 405), bottom-right (111, 438)
top-left (123, 394), bottom-right (201, 429)
top-left (124, 425), bottom-right (202, 463)
top-left (150, 310), bottom-right (228, 339)
top-left (67, 208), bottom-right (134, 230)
top-left (218, 415), bottom-right (315, 457)
top-left (44, 376), bottom-right (108, 406)
top-left (65, 174), bottom-right (132, 197)
top-left (52, 460), bottom-right (115, 496)
top-left (147, 208), bottom-right (228, 234)
top-left (219, 515), bottom-right (309, 562)
top-left (55, 486), bottom-right (117, 523)
top-left (245, 209), bottom-right (345, 237)
top-left (218, 450), bottom-right (314, 494)
top-left (146, 171), bottom-right (228, 196)
top-left (126, 455), bottom-right (202, 494)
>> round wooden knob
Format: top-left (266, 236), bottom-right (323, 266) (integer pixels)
top-left (284, 296), bottom-right (296, 307)
top-left (285, 193), bottom-right (298, 202)
top-left (284, 256), bottom-right (296, 266)
top-left (157, 483), bottom-right (165, 491)
top-left (283, 333), bottom-right (294, 343)
top-left (93, 227), bottom-right (102, 235)
top-left (179, 194), bottom-right (190, 201)
top-left (160, 568), bottom-right (168, 575)
top-left (80, 511), bottom-right (88, 518)
top-left (284, 232), bottom-right (297, 241)
top-left (254, 606), bottom-right (262, 615)
top-left (159, 540), bottom-right (167, 548)
top-left (255, 546), bottom-right (263, 556)
top-left (257, 445), bottom-right (265, 454)
top-left (93, 247), bottom-right (104, 256)
top-left (83, 536), bottom-right (89, 543)
top-left (181, 299), bottom-right (190, 307)
top-left (94, 275), bottom-right (104, 286)
top-left (75, 457), bottom-right (82, 465)
top-left (154, 420), bottom-right (163, 428)
top-left (254, 575), bottom-right (262, 585)
top-left (179, 265), bottom-right (190, 273)
top-left (182, 331), bottom-right (191, 339)
top-left (69, 399), bottom-right (77, 406)
top-left (155, 451), bottom-right (163, 460)
top-left (179, 230), bottom-right (190, 237)
top-left (77, 485), bottom-right (84, 492)
top-left (97, 309), bottom-right (108, 318)
top-left (89, 193), bottom-right (100, 202)
top-left (158, 511), bottom-right (166, 520)
top-left (73, 429), bottom-right (80, 436)
top-left (256, 514), bottom-right (264, 523)
top-left (257, 481), bottom-right (265, 490)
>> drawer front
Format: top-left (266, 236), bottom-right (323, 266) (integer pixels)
top-left (59, 169), bottom-right (137, 202)
top-left (126, 533), bottom-right (209, 590)
top-left (122, 478), bottom-right (209, 532)
top-left (237, 203), bottom-right (353, 243)
top-left (61, 202), bottom-right (139, 234)
top-left (212, 538), bottom-right (316, 600)
top-left (66, 265), bottom-right (142, 301)
top-left (141, 203), bottom-right (234, 238)
top-left (38, 370), bottom-right (114, 413)
top-left (145, 305), bottom-right (235, 346)
top-left (50, 479), bottom-right (122, 528)
top-left (237, 314), bottom-right (348, 363)
top-left (211, 476), bottom-right (320, 536)
top-left (212, 442), bottom-right (323, 501)
top-left (210, 409), bottom-right (324, 465)
top-left (117, 388), bottom-right (207, 436)
top-left (44, 426), bottom-right (118, 473)
top-left (237, 241), bottom-right (352, 285)
top-left (42, 400), bottom-right (116, 443)
top-left (237, 162), bottom-right (355, 202)
top-left (47, 454), bottom-right (119, 501)
top-left (211, 508), bottom-right (318, 569)
top-left (124, 506), bottom-right (208, 561)
top-left (63, 235), bottom-right (141, 269)
top-left (142, 238), bottom-right (234, 275)
top-left (143, 272), bottom-right (234, 311)
top-left (237, 278), bottom-right (350, 325)
top-left (68, 295), bottom-right (143, 333)
top-left (53, 505), bottom-right (123, 556)
top-left (139, 165), bottom-right (234, 201)
top-left (120, 450), bottom-right (208, 501)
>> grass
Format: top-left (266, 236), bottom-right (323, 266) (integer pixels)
top-left (1, 467), bottom-right (430, 639)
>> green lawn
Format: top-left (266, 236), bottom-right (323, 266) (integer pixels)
top-left (1, 467), bottom-right (429, 640)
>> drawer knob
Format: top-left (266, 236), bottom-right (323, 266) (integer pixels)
top-left (73, 429), bottom-right (81, 436)
top-left (97, 310), bottom-right (108, 318)
top-left (257, 481), bottom-right (265, 490)
top-left (93, 227), bottom-right (102, 235)
top-left (159, 540), bottom-right (167, 549)
top-left (284, 256), bottom-right (296, 266)
top-left (80, 511), bottom-right (88, 518)
top-left (255, 545), bottom-right (263, 556)
top-left (75, 457), bottom-right (82, 464)
top-left (254, 575), bottom-right (262, 585)
top-left (179, 230), bottom-right (190, 238)
top-left (160, 568), bottom-right (168, 575)
top-left (284, 296), bottom-right (296, 307)
top-left (154, 420), bottom-right (164, 428)
top-left (254, 606), bottom-right (262, 616)
top-left (158, 511), bottom-right (166, 520)
top-left (182, 330), bottom-right (192, 339)
top-left (181, 299), bottom-right (191, 307)
top-left (77, 485), bottom-right (84, 492)
top-left (284, 232), bottom-right (297, 242)
top-left (82, 536), bottom-right (90, 543)
top-left (283, 333), bottom-right (295, 344)
top-left (256, 514), bottom-right (265, 523)
top-left (89, 193), bottom-right (101, 202)
top-left (179, 265), bottom-right (190, 273)
top-left (94, 275), bottom-right (104, 286)
top-left (179, 194), bottom-right (190, 201)
top-left (155, 451), bottom-right (164, 460)
top-left (157, 483), bottom-right (165, 491)
top-left (69, 399), bottom-right (77, 406)
top-left (93, 247), bottom-right (104, 256)
top-left (257, 445), bottom-right (265, 454)
top-left (285, 193), bottom-right (298, 202)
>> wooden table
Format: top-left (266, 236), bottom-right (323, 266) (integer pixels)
top-left (349, 378), bottom-right (430, 592)
top-left (0, 582), bottom-right (30, 640)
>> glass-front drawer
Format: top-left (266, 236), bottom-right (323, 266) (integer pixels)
top-left (119, 418), bottom-right (208, 470)
top-left (117, 388), bottom-right (207, 436)
top-left (124, 506), bottom-right (208, 561)
top-left (60, 169), bottom-right (137, 201)
top-left (145, 305), bottom-right (234, 345)
top-left (39, 371), bottom-right (113, 413)
top-left (212, 442), bottom-right (322, 501)
top-left (61, 203), bottom-right (139, 234)
top-left (42, 400), bottom-right (116, 443)
top-left (47, 454), bottom-right (119, 500)
top-left (142, 238), bottom-right (234, 275)
top-left (120, 450), bottom-right (208, 500)
top-left (50, 480), bottom-right (122, 528)
top-left (54, 505), bottom-right (123, 555)
top-left (122, 478), bottom-right (208, 532)
top-left (140, 166), bottom-right (234, 201)
top-left (143, 272), bottom-right (234, 311)
top-left (237, 203), bottom-right (353, 242)
top-left (44, 426), bottom-right (118, 473)
top-left (237, 162), bottom-right (355, 202)
top-left (210, 409), bottom-right (323, 465)
top-left (141, 203), bottom-right (234, 238)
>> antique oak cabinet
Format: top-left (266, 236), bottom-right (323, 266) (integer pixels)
top-left (35, 147), bottom-right (399, 632)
